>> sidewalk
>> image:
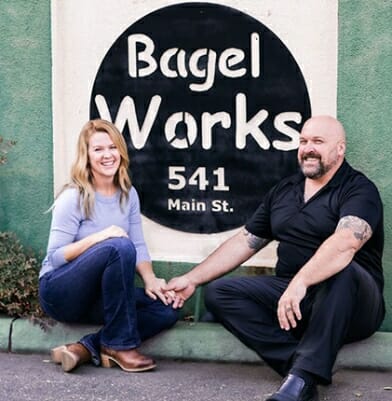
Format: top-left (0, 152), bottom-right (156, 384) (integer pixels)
top-left (0, 352), bottom-right (391, 401)
top-left (1, 316), bottom-right (392, 370)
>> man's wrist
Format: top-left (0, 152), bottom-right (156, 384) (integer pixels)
top-left (185, 272), bottom-right (199, 288)
top-left (293, 272), bottom-right (311, 289)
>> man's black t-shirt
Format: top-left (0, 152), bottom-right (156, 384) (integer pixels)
top-left (245, 160), bottom-right (384, 291)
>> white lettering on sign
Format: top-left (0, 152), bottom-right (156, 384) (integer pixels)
top-left (167, 198), bottom-right (234, 213)
top-left (168, 198), bottom-right (207, 212)
top-left (168, 167), bottom-right (229, 191)
top-left (273, 112), bottom-right (302, 150)
top-left (95, 94), bottom-right (301, 151)
top-left (128, 33), bottom-right (261, 92)
top-left (95, 94), bottom-right (161, 149)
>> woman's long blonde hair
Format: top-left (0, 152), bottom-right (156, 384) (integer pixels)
top-left (65, 119), bottom-right (132, 218)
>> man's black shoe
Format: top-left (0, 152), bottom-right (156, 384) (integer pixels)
top-left (266, 374), bottom-right (319, 401)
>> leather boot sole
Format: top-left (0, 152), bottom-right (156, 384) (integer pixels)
top-left (51, 345), bottom-right (83, 372)
top-left (51, 345), bottom-right (67, 364)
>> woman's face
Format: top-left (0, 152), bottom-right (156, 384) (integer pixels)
top-left (88, 131), bottom-right (121, 182)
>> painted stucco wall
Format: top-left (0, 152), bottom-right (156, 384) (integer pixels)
top-left (0, 0), bottom-right (52, 254)
top-left (338, 0), bottom-right (392, 330)
top-left (0, 0), bottom-right (391, 330)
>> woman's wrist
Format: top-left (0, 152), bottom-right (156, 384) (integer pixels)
top-left (137, 262), bottom-right (156, 282)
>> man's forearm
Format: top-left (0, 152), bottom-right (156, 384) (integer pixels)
top-left (294, 229), bottom-right (360, 288)
top-left (186, 228), bottom-right (270, 287)
top-left (277, 215), bottom-right (372, 331)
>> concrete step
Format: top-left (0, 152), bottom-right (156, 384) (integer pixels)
top-left (1, 316), bottom-right (391, 370)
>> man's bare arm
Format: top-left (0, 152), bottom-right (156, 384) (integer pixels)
top-left (292, 215), bottom-right (372, 287)
top-left (243, 228), bottom-right (271, 250)
top-left (165, 228), bottom-right (271, 307)
top-left (186, 228), bottom-right (271, 286)
top-left (336, 215), bottom-right (372, 242)
top-left (277, 215), bottom-right (373, 330)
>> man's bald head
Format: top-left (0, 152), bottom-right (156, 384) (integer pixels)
top-left (298, 116), bottom-right (346, 182)
top-left (301, 115), bottom-right (346, 144)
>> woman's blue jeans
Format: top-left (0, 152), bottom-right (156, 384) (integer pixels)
top-left (39, 237), bottom-right (178, 365)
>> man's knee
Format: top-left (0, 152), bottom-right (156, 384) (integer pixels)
top-left (328, 262), bottom-right (367, 290)
top-left (312, 262), bottom-right (370, 313)
top-left (204, 277), bottom-right (242, 314)
top-left (204, 279), bottom-right (226, 312)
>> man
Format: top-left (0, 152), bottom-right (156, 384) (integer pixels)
top-left (165, 116), bottom-right (385, 401)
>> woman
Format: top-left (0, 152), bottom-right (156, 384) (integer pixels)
top-left (39, 119), bottom-right (178, 373)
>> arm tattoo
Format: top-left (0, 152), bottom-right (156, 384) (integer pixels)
top-left (336, 215), bottom-right (373, 242)
top-left (243, 229), bottom-right (271, 251)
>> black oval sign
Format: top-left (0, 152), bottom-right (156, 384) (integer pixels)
top-left (90, 2), bottom-right (311, 233)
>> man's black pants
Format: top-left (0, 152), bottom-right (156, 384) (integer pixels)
top-left (204, 262), bottom-right (384, 384)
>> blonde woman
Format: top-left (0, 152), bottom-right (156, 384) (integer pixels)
top-left (39, 119), bottom-right (178, 373)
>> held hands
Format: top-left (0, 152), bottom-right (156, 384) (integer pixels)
top-left (164, 275), bottom-right (196, 309)
top-left (143, 275), bottom-right (175, 306)
top-left (277, 277), bottom-right (307, 331)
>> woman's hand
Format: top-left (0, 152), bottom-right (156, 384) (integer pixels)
top-left (143, 275), bottom-right (174, 305)
top-left (63, 225), bottom-right (128, 263)
top-left (93, 225), bottom-right (128, 244)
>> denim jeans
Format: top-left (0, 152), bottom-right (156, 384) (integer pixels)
top-left (39, 237), bottom-right (178, 365)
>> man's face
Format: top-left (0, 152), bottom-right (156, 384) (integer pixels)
top-left (298, 123), bottom-right (344, 179)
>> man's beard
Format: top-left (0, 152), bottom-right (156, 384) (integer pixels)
top-left (300, 152), bottom-right (330, 179)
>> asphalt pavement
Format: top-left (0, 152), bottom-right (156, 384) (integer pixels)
top-left (0, 351), bottom-right (391, 401)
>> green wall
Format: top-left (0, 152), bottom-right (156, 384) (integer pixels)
top-left (338, 0), bottom-right (392, 330)
top-left (0, 0), bottom-right (391, 330)
top-left (0, 0), bottom-right (52, 255)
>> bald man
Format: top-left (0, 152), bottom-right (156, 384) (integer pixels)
top-left (165, 116), bottom-right (385, 401)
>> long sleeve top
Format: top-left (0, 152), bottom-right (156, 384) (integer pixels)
top-left (40, 186), bottom-right (151, 278)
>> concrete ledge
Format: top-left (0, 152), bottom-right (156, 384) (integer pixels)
top-left (1, 317), bottom-right (391, 370)
top-left (0, 316), bottom-right (12, 351)
top-left (336, 332), bottom-right (392, 370)
top-left (140, 321), bottom-right (260, 363)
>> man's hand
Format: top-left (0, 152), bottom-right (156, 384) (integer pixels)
top-left (277, 278), bottom-right (307, 331)
top-left (164, 275), bottom-right (196, 309)
top-left (162, 228), bottom-right (261, 309)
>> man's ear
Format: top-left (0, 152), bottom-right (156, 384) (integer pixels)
top-left (338, 140), bottom-right (346, 157)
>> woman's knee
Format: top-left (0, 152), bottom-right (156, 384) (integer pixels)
top-left (103, 237), bottom-right (137, 263)
top-left (160, 305), bottom-right (179, 328)
top-left (139, 303), bottom-right (179, 340)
